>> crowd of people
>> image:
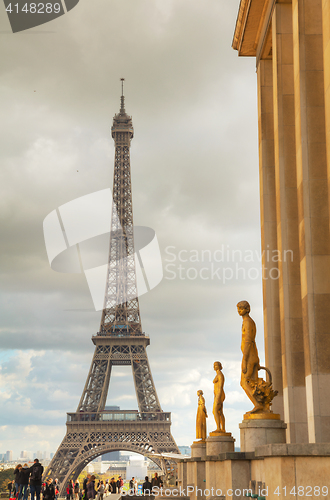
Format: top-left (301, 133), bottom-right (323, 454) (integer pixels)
top-left (82, 472), bottom-right (162, 498)
top-left (8, 459), bottom-right (49, 500)
top-left (8, 463), bottom-right (164, 499)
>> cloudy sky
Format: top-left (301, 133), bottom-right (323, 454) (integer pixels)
top-left (0, 0), bottom-right (265, 459)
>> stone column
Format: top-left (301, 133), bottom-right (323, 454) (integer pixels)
top-left (257, 58), bottom-right (283, 418)
top-left (177, 461), bottom-right (187, 490)
top-left (292, 0), bottom-right (330, 443)
top-left (271, 2), bottom-right (308, 443)
top-left (323, 0), bottom-right (330, 205)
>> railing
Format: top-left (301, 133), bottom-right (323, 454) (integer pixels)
top-left (93, 331), bottom-right (148, 338)
top-left (67, 411), bottom-right (171, 423)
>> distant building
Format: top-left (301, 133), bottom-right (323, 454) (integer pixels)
top-left (107, 466), bottom-right (126, 479)
top-left (101, 451), bottom-right (120, 461)
top-left (178, 446), bottom-right (191, 456)
top-left (91, 461), bottom-right (113, 474)
top-left (6, 451), bottom-right (13, 462)
top-left (86, 461), bottom-right (127, 478)
top-left (50, 453), bottom-right (54, 459)
top-left (85, 463), bottom-right (94, 474)
top-left (126, 455), bottom-right (148, 481)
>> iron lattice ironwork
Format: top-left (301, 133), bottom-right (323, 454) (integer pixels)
top-left (45, 88), bottom-right (179, 493)
top-left (100, 91), bottom-right (142, 337)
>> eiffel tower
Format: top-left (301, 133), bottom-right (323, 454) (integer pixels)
top-left (45, 82), bottom-right (179, 492)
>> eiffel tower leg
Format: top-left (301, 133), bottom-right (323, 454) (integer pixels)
top-left (131, 345), bottom-right (162, 412)
top-left (43, 432), bottom-right (84, 493)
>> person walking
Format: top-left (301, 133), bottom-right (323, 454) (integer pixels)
top-left (96, 481), bottom-right (104, 500)
top-left (74, 481), bottom-right (80, 500)
top-left (18, 464), bottom-right (30, 500)
top-left (14, 464), bottom-right (22, 498)
top-left (86, 476), bottom-right (96, 500)
top-left (53, 480), bottom-right (59, 500)
top-left (116, 477), bottom-right (123, 494)
top-left (109, 479), bottom-right (117, 494)
top-left (142, 477), bottom-right (152, 495)
top-left (29, 459), bottom-right (44, 500)
top-left (70, 481), bottom-right (75, 500)
top-left (151, 473), bottom-right (162, 489)
top-left (8, 480), bottom-right (15, 499)
top-left (43, 479), bottom-right (55, 500)
top-left (82, 475), bottom-right (90, 500)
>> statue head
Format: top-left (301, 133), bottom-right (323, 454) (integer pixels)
top-left (237, 300), bottom-right (250, 316)
top-left (214, 361), bottom-right (222, 370)
top-left (197, 390), bottom-right (203, 396)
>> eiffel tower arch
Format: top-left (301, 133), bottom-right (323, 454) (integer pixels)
top-left (45, 82), bottom-right (179, 492)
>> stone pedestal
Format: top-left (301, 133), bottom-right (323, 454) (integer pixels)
top-left (206, 433), bottom-right (235, 455)
top-left (239, 418), bottom-right (287, 452)
top-left (191, 440), bottom-right (206, 458)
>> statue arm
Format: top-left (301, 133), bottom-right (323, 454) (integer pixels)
top-left (202, 397), bottom-right (208, 418)
top-left (218, 372), bottom-right (224, 392)
top-left (242, 342), bottom-right (251, 365)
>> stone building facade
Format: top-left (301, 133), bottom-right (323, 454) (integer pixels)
top-left (233, 0), bottom-right (330, 445)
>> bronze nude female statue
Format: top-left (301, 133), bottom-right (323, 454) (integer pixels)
top-left (196, 390), bottom-right (208, 440)
top-left (211, 361), bottom-right (226, 434)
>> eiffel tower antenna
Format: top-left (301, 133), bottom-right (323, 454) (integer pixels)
top-left (45, 84), bottom-right (179, 492)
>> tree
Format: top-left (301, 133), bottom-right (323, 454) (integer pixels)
top-left (0, 468), bottom-right (15, 493)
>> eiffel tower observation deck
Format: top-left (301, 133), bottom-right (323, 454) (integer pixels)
top-left (45, 81), bottom-right (179, 492)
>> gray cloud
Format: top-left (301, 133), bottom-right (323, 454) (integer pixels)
top-left (0, 0), bottom-right (266, 456)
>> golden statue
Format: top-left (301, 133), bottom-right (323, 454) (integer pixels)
top-left (208, 362), bottom-right (232, 436)
top-left (211, 361), bottom-right (226, 434)
top-left (237, 300), bottom-right (278, 418)
top-left (196, 390), bottom-right (208, 440)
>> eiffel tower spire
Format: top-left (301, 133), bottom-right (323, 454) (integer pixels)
top-left (100, 79), bottom-right (142, 336)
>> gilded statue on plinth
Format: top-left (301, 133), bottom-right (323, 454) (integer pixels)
top-left (237, 300), bottom-right (278, 419)
top-left (196, 390), bottom-right (208, 441)
top-left (210, 361), bottom-right (231, 436)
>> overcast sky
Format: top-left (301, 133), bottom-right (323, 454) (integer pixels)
top-left (0, 0), bottom-right (264, 459)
